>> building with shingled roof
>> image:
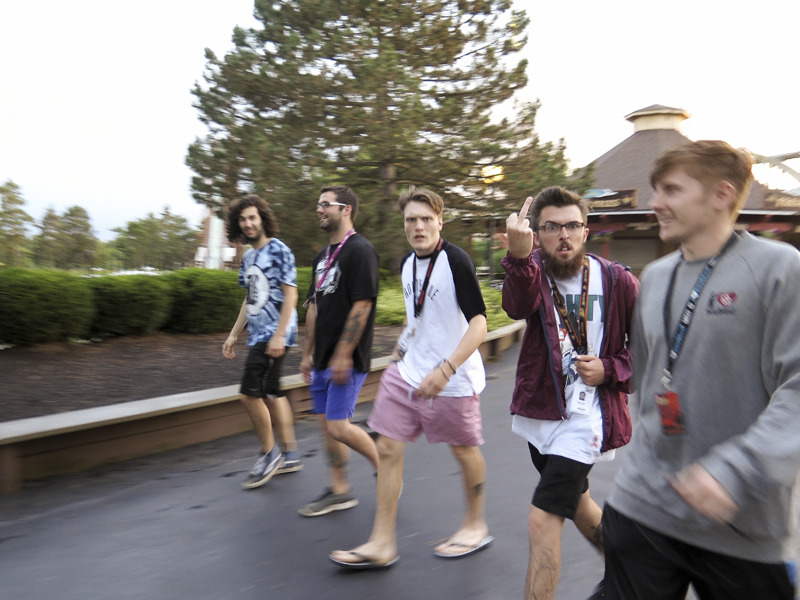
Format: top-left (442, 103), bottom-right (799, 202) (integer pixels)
top-left (578, 105), bottom-right (799, 274)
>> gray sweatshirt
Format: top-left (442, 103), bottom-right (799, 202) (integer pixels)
top-left (609, 232), bottom-right (800, 562)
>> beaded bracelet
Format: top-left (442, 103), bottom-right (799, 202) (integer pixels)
top-left (443, 358), bottom-right (457, 375)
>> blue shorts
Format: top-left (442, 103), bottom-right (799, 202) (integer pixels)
top-left (310, 368), bottom-right (369, 421)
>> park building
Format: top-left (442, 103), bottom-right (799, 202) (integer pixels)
top-left (580, 104), bottom-right (800, 275)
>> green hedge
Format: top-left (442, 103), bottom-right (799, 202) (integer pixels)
top-left (481, 283), bottom-right (513, 331)
top-left (0, 268), bottom-right (94, 344)
top-left (295, 266), bottom-right (313, 324)
top-left (89, 275), bottom-right (172, 336)
top-left (163, 269), bottom-right (243, 334)
top-left (0, 267), bottom-right (513, 346)
top-left (375, 282), bottom-right (512, 329)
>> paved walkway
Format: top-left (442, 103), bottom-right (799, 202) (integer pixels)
top-left (0, 345), bottom-right (621, 600)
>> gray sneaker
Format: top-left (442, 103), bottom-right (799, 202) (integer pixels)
top-left (242, 446), bottom-right (284, 489)
top-left (275, 449), bottom-right (303, 475)
top-left (298, 488), bottom-right (358, 517)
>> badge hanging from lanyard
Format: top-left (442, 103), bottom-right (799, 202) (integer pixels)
top-left (395, 238), bottom-right (444, 359)
top-left (657, 233), bottom-right (738, 435)
top-left (549, 258), bottom-right (596, 416)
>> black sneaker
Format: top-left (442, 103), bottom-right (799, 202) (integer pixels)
top-left (241, 446), bottom-right (284, 489)
top-left (298, 488), bottom-right (358, 517)
top-left (275, 449), bottom-right (303, 475)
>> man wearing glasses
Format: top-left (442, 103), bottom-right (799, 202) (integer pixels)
top-left (501, 186), bottom-right (639, 600)
top-left (298, 185), bottom-right (380, 517)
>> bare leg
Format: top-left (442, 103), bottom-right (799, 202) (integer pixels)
top-left (324, 417), bottom-right (378, 494)
top-left (240, 395), bottom-right (276, 453)
top-left (573, 490), bottom-right (604, 554)
top-left (329, 435), bottom-right (405, 565)
top-left (434, 445), bottom-right (490, 555)
top-left (267, 395), bottom-right (297, 452)
top-left (525, 505), bottom-right (564, 600)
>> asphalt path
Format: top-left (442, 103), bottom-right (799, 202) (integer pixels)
top-left (0, 345), bottom-right (637, 600)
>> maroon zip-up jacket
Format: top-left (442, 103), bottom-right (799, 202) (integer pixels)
top-left (501, 250), bottom-right (639, 452)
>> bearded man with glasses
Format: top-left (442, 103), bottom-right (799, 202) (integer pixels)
top-left (501, 186), bottom-right (639, 600)
top-left (298, 185), bottom-right (380, 518)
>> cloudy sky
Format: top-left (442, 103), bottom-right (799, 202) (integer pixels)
top-left (1, 0), bottom-right (798, 241)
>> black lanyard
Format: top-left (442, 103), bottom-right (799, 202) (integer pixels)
top-left (549, 257), bottom-right (590, 354)
top-left (661, 233), bottom-right (738, 390)
top-left (412, 238), bottom-right (444, 319)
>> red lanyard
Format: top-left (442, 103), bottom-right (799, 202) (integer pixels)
top-left (316, 229), bottom-right (355, 290)
top-left (549, 257), bottom-right (590, 354)
top-left (412, 238), bottom-right (444, 319)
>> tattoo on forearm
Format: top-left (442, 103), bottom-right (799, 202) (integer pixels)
top-left (472, 482), bottom-right (485, 498)
top-left (340, 307), bottom-right (367, 345)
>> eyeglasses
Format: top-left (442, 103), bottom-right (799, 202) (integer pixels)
top-left (317, 201), bottom-right (347, 210)
top-left (537, 221), bottom-right (585, 236)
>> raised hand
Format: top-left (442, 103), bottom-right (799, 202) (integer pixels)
top-left (506, 196), bottom-right (535, 259)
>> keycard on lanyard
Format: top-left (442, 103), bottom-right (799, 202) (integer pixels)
top-left (655, 391), bottom-right (686, 435)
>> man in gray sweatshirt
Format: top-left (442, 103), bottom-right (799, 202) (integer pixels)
top-left (593, 140), bottom-right (800, 599)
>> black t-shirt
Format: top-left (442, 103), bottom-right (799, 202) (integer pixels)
top-left (306, 233), bottom-right (379, 372)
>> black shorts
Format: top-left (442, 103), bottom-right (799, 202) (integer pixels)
top-left (528, 443), bottom-right (592, 520)
top-left (599, 503), bottom-right (795, 600)
top-left (239, 343), bottom-right (285, 399)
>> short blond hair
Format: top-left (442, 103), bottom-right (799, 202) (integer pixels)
top-left (397, 186), bottom-right (444, 217)
top-left (651, 140), bottom-right (754, 215)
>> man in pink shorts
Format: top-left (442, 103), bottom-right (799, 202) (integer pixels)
top-left (329, 186), bottom-right (491, 569)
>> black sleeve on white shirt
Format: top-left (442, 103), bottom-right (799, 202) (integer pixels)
top-left (443, 241), bottom-right (486, 323)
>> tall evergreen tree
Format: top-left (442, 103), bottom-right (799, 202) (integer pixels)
top-left (0, 180), bottom-right (34, 267)
top-left (110, 208), bottom-right (198, 270)
top-left (188, 0), bottom-right (575, 268)
top-left (58, 206), bottom-right (98, 270)
top-left (33, 208), bottom-right (63, 268)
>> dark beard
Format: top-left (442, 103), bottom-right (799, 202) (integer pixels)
top-left (543, 246), bottom-right (586, 280)
top-left (243, 231), bottom-right (262, 244)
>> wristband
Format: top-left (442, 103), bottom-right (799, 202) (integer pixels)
top-left (443, 358), bottom-right (457, 375)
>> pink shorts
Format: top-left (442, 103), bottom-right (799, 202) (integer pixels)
top-left (367, 363), bottom-right (484, 446)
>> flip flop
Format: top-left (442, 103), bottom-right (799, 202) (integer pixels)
top-left (329, 551), bottom-right (399, 570)
top-left (433, 535), bottom-right (494, 559)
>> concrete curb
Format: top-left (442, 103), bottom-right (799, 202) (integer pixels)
top-left (0, 322), bottom-right (525, 493)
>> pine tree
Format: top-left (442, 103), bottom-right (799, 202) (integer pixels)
top-left (110, 209), bottom-right (198, 270)
top-left (0, 180), bottom-right (34, 267)
top-left (58, 206), bottom-right (97, 270)
top-left (187, 0), bottom-right (575, 269)
top-left (33, 208), bottom-right (63, 268)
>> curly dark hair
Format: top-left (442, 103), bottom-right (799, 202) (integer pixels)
top-left (226, 194), bottom-right (278, 243)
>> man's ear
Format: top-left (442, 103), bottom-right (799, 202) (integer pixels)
top-left (714, 180), bottom-right (737, 211)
